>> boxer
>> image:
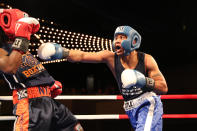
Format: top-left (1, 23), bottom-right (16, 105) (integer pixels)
top-left (0, 8), bottom-right (83, 131)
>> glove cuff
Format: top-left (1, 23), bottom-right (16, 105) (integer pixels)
top-left (145, 77), bottom-right (155, 90)
top-left (12, 37), bottom-right (29, 54)
top-left (63, 48), bottom-right (70, 59)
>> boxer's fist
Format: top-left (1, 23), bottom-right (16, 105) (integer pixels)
top-left (12, 17), bottom-right (40, 53)
top-left (50, 81), bottom-right (62, 98)
top-left (15, 17), bottom-right (40, 40)
top-left (121, 69), bottom-right (154, 89)
top-left (38, 42), bottom-right (64, 60)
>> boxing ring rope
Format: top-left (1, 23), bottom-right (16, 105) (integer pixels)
top-left (0, 94), bottom-right (197, 120)
top-left (1, 114), bottom-right (197, 121)
top-left (1, 94), bottom-right (197, 101)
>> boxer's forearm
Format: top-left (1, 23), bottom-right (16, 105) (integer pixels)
top-left (0, 50), bottom-right (22, 74)
top-left (67, 50), bottom-right (85, 62)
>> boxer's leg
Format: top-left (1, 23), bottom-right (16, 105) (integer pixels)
top-left (136, 96), bottom-right (163, 131)
top-left (51, 99), bottom-right (83, 131)
top-left (126, 96), bottom-right (163, 131)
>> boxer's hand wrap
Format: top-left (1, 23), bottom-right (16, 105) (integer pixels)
top-left (62, 48), bottom-right (70, 59)
top-left (50, 81), bottom-right (62, 98)
top-left (12, 37), bottom-right (30, 53)
top-left (145, 77), bottom-right (155, 90)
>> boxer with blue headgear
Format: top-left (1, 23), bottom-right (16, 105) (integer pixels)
top-left (113, 26), bottom-right (141, 56)
top-left (38, 25), bottom-right (168, 131)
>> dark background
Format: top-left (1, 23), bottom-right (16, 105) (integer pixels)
top-left (0, 0), bottom-right (197, 131)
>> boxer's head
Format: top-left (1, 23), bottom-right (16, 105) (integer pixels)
top-left (0, 8), bottom-right (28, 39)
top-left (113, 26), bottom-right (141, 56)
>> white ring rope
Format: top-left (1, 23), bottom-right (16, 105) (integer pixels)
top-left (0, 96), bottom-right (12, 101)
top-left (1, 114), bottom-right (197, 121)
top-left (0, 95), bottom-right (119, 101)
top-left (0, 115), bottom-right (121, 121)
top-left (56, 95), bottom-right (118, 100)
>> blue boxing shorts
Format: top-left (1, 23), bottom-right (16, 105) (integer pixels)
top-left (124, 92), bottom-right (163, 131)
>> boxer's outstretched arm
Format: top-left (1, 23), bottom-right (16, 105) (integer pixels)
top-left (38, 43), bottom-right (114, 63)
top-left (68, 49), bottom-right (113, 63)
top-left (0, 48), bottom-right (22, 74)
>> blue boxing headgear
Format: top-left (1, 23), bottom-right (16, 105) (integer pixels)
top-left (112, 26), bottom-right (141, 56)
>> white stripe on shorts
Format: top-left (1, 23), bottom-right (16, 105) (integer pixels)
top-left (144, 96), bottom-right (155, 131)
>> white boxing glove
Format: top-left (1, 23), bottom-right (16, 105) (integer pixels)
top-left (121, 69), bottom-right (138, 88)
top-left (121, 69), bottom-right (148, 89)
top-left (37, 42), bottom-right (69, 61)
top-left (38, 43), bottom-right (56, 60)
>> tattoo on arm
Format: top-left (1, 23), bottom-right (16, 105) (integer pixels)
top-left (151, 73), bottom-right (161, 78)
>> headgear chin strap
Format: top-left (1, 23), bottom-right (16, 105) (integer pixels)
top-left (113, 26), bottom-right (141, 56)
top-left (0, 8), bottom-right (29, 38)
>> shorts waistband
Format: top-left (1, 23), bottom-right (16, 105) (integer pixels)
top-left (123, 92), bottom-right (157, 111)
top-left (12, 86), bottom-right (51, 105)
